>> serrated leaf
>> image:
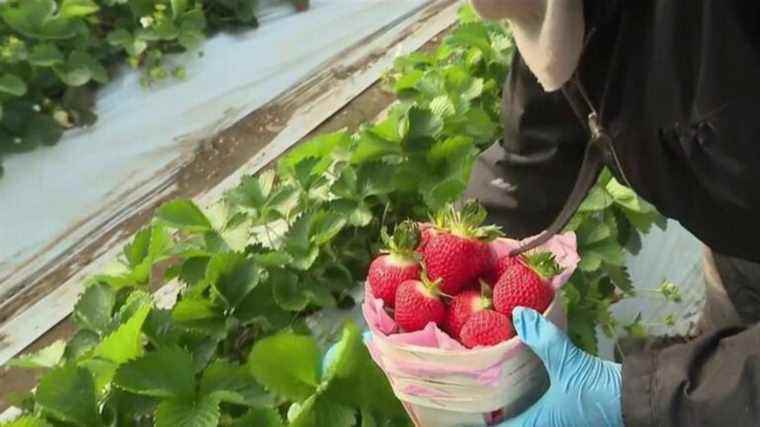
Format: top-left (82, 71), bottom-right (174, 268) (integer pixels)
top-left (79, 357), bottom-right (117, 395)
top-left (92, 303), bottom-right (150, 364)
top-left (578, 186), bottom-right (614, 212)
top-left (236, 280), bottom-right (292, 331)
top-left (155, 395), bottom-right (220, 427)
top-left (280, 131), bottom-right (351, 173)
top-left (403, 107), bottom-right (443, 149)
top-left (64, 329), bottom-right (100, 360)
top-left (577, 221), bottom-right (611, 247)
top-left (606, 178), bottom-right (655, 213)
top-left (311, 211), bottom-right (347, 245)
top-left (578, 251), bottom-right (602, 272)
top-left (271, 269), bottom-right (309, 311)
top-left (584, 238), bottom-right (626, 267)
top-left (200, 359), bottom-right (274, 407)
top-left (156, 199), bottom-right (212, 232)
top-left (423, 178), bottom-right (466, 211)
top-left (114, 346), bottom-right (195, 398)
top-left (73, 283), bottom-right (115, 334)
top-left (604, 264), bottom-right (634, 295)
top-left (427, 136), bottom-right (474, 165)
top-left (429, 95), bottom-right (455, 117)
top-left (247, 332), bottom-right (319, 400)
top-left (289, 395), bottom-right (356, 427)
top-left (206, 252), bottom-right (260, 308)
top-left (230, 409), bottom-right (284, 427)
top-left (8, 341), bottom-right (65, 369)
top-left (172, 296), bottom-right (221, 321)
top-left (350, 131), bottom-right (401, 164)
top-left (252, 250), bottom-right (294, 267)
top-left (36, 365), bottom-right (98, 427)
top-left (0, 74), bottom-right (27, 97)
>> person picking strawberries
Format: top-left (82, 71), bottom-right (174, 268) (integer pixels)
top-left (464, 0), bottom-right (760, 426)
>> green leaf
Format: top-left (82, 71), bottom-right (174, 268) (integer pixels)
top-left (172, 296), bottom-right (222, 322)
top-left (604, 265), bottom-right (634, 295)
top-left (312, 210), bottom-right (347, 245)
top-left (60, 0), bottom-right (99, 18)
top-left (403, 107), bottom-right (443, 150)
top-left (280, 131), bottom-right (351, 173)
top-left (271, 269), bottom-right (309, 311)
top-left (0, 74), bottom-right (27, 97)
top-left (252, 250), bottom-right (294, 267)
top-left (606, 178), bottom-right (655, 213)
top-left (427, 136), bottom-right (474, 165)
top-left (36, 365), bottom-right (98, 427)
top-left (92, 303), bottom-right (151, 364)
top-left (28, 43), bottom-right (65, 67)
top-left (200, 359), bottom-right (274, 407)
top-left (8, 341), bottom-right (65, 369)
top-left (230, 409), bottom-right (284, 427)
top-left (170, 0), bottom-right (189, 18)
top-left (73, 283), bottom-right (115, 334)
top-left (206, 252), bottom-right (261, 308)
top-left (583, 238), bottom-right (626, 267)
top-left (236, 280), bottom-right (292, 331)
top-left (0, 416), bottom-right (52, 427)
top-left (577, 221), bottom-right (611, 247)
top-left (429, 95), bottom-right (456, 117)
top-left (578, 185), bottom-right (614, 212)
top-left (247, 331), bottom-right (320, 400)
top-left (0, 0), bottom-right (78, 40)
top-left (114, 346), bottom-right (195, 398)
top-left (289, 396), bottom-right (356, 427)
top-left (155, 395), bottom-right (220, 427)
top-left (321, 323), bottom-right (406, 417)
top-left (578, 251), bottom-right (602, 272)
top-left (350, 131), bottom-right (401, 164)
top-left (156, 199), bottom-right (212, 232)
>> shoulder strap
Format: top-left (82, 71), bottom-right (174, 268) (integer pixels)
top-left (510, 78), bottom-right (609, 256)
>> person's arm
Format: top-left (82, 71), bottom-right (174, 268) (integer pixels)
top-left (622, 323), bottom-right (760, 426)
top-left (464, 52), bottom-right (586, 239)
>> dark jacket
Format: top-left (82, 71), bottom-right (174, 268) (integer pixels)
top-left (464, 1), bottom-right (760, 425)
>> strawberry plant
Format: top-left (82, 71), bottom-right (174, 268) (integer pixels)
top-left (0, 0), bottom-right (309, 178)
top-left (2, 5), bottom-right (662, 426)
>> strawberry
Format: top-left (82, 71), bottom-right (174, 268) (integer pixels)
top-left (420, 201), bottom-right (502, 295)
top-left (493, 252), bottom-right (562, 317)
top-left (483, 254), bottom-right (519, 285)
top-left (394, 273), bottom-right (446, 332)
top-left (460, 309), bottom-right (515, 348)
top-left (368, 221), bottom-right (421, 307)
top-left (445, 282), bottom-right (492, 340)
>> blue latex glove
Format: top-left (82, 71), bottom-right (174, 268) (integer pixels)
top-left (498, 307), bottom-right (623, 427)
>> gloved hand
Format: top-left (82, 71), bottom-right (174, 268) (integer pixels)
top-left (498, 307), bottom-right (623, 427)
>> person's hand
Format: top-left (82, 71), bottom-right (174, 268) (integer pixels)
top-left (498, 307), bottom-right (623, 427)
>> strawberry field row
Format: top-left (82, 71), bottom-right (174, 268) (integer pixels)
top-left (0, 0), bottom-right (307, 179)
top-left (1, 5), bottom-right (661, 426)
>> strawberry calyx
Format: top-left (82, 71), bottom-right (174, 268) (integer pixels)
top-left (430, 200), bottom-right (503, 242)
top-left (474, 279), bottom-right (493, 310)
top-left (380, 220), bottom-right (421, 262)
top-left (417, 269), bottom-right (445, 299)
top-left (522, 251), bottom-right (563, 280)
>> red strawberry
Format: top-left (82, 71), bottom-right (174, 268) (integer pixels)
top-left (445, 282), bottom-right (492, 340)
top-left (420, 201), bottom-right (502, 295)
top-left (483, 254), bottom-right (519, 285)
top-left (394, 274), bottom-right (446, 332)
top-left (460, 310), bottom-right (515, 348)
top-left (493, 252), bottom-right (562, 317)
top-left (368, 221), bottom-right (421, 307)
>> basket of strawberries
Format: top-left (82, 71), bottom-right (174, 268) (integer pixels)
top-left (362, 201), bottom-right (580, 427)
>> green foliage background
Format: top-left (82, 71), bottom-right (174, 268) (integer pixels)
top-left (2, 5), bottom-right (662, 426)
